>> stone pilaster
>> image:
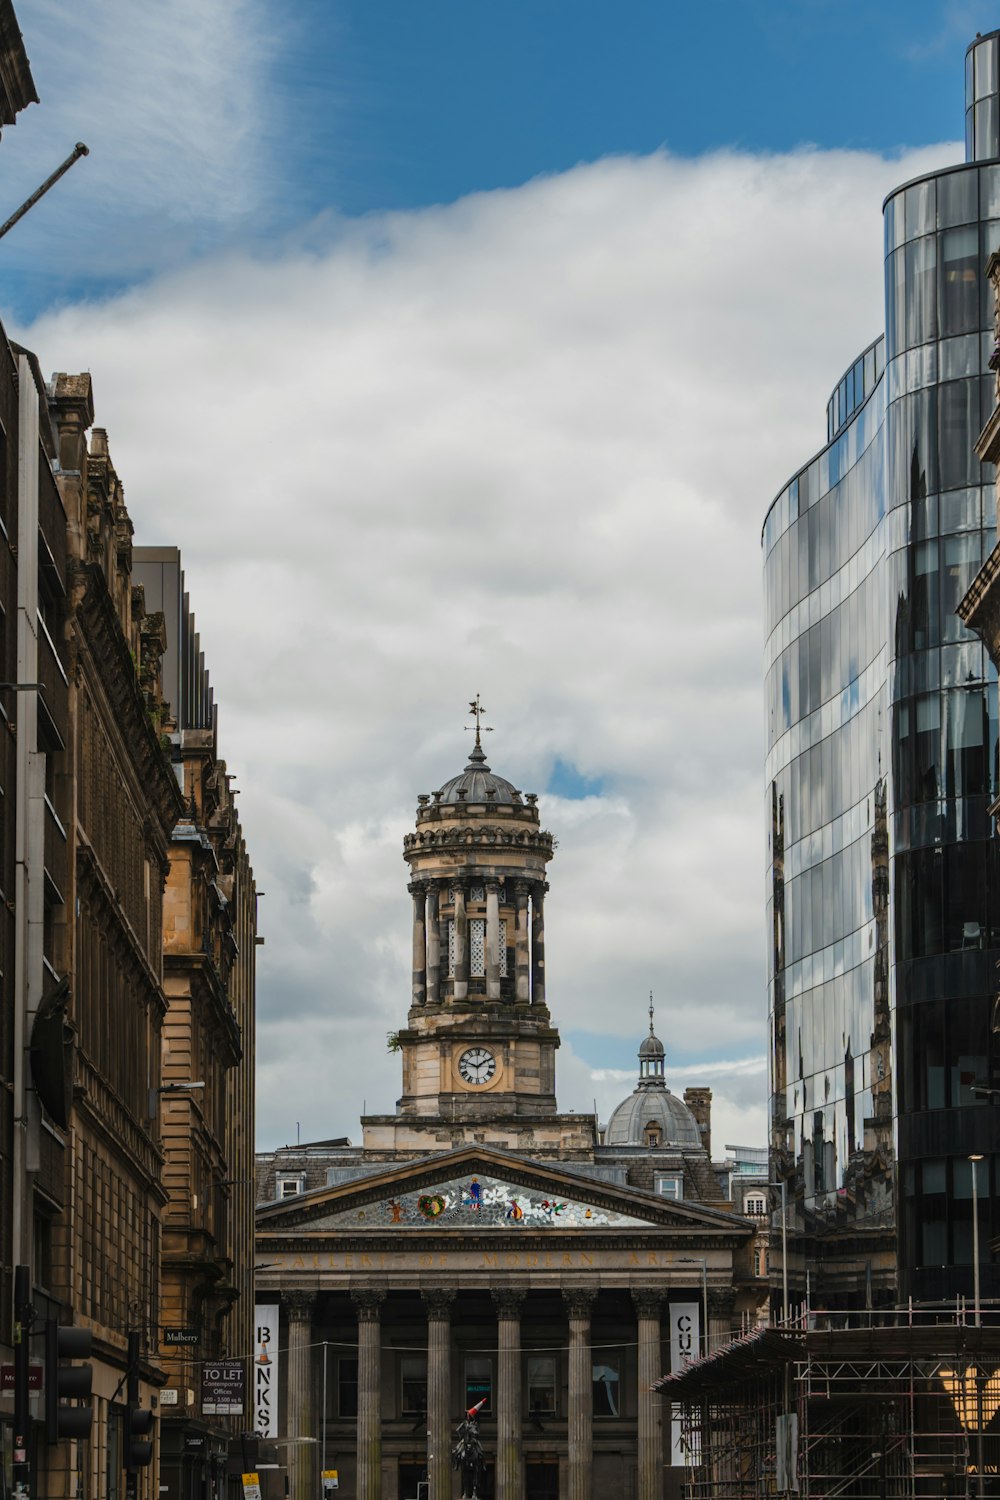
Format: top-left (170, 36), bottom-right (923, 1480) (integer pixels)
top-left (563, 1288), bottom-right (597, 1500)
top-left (426, 883), bottom-right (441, 1005)
top-left (423, 1289), bottom-right (456, 1500)
top-left (410, 881), bottom-right (427, 1006)
top-left (485, 879), bottom-right (502, 1002)
top-left (633, 1290), bottom-right (664, 1500)
top-left (514, 882), bottom-right (530, 1004)
top-left (707, 1287), bottom-right (736, 1353)
top-left (352, 1289), bottom-right (386, 1500)
top-left (452, 882), bottom-right (469, 1002)
top-left (530, 881), bottom-right (547, 1007)
top-left (284, 1293), bottom-right (316, 1500)
top-left (492, 1287), bottom-right (526, 1500)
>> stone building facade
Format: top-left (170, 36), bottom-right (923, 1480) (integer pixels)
top-left (133, 547), bottom-right (259, 1500)
top-left (255, 728), bottom-right (758, 1500)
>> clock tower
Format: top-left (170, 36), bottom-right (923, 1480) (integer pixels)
top-left (361, 702), bottom-right (595, 1157)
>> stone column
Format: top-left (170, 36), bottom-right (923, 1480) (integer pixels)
top-left (485, 880), bottom-right (502, 1002)
top-left (514, 882), bottom-right (530, 1004)
top-left (284, 1293), bottom-right (316, 1500)
top-left (352, 1289), bottom-right (386, 1500)
top-left (423, 1289), bottom-right (455, 1500)
top-left (563, 1288), bottom-right (596, 1500)
top-left (453, 882), bottom-right (469, 1002)
top-left (410, 881), bottom-right (427, 1007)
top-left (530, 882), bottom-right (547, 1007)
top-left (492, 1288), bottom-right (525, 1500)
top-left (426, 883), bottom-right (441, 1005)
top-left (633, 1291), bottom-right (664, 1500)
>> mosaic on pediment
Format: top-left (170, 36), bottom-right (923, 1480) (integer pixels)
top-left (307, 1173), bottom-right (654, 1230)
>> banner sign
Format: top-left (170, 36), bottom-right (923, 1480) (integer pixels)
top-left (254, 1304), bottom-right (279, 1438)
top-left (669, 1301), bottom-right (701, 1466)
top-left (202, 1362), bottom-right (244, 1415)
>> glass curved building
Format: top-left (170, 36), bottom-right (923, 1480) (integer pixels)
top-left (764, 32), bottom-right (1000, 1307)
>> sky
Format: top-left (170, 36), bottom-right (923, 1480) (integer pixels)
top-left (2, 0), bottom-right (991, 1154)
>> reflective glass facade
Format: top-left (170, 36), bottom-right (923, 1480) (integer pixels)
top-left (765, 107), bottom-right (1000, 1303)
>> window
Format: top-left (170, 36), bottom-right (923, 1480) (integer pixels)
top-left (470, 918), bottom-right (486, 976)
top-left (337, 1359), bottom-right (358, 1418)
top-left (745, 1196), bottom-right (766, 1218)
top-left (753, 1246), bottom-right (769, 1278)
top-left (655, 1175), bottom-right (682, 1200)
top-left (592, 1358), bottom-right (620, 1417)
top-left (469, 885), bottom-right (485, 903)
top-left (277, 1175), bottom-right (304, 1199)
top-left (464, 1357), bottom-right (492, 1414)
top-left (401, 1356), bottom-right (427, 1415)
top-left (643, 1124), bottom-right (662, 1148)
top-left (526, 1356), bottom-right (556, 1416)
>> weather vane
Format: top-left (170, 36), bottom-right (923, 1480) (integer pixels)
top-left (465, 693), bottom-right (493, 749)
top-left (649, 991), bottom-right (655, 1035)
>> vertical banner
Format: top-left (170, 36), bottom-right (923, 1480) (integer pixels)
top-left (669, 1301), bottom-right (701, 1466)
top-left (254, 1304), bottom-right (279, 1438)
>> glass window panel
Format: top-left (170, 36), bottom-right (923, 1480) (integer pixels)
top-left (905, 180), bottom-right (935, 240)
top-left (864, 346), bottom-right (876, 390)
top-left (924, 1159), bottom-right (946, 1193)
top-left (885, 194), bottom-right (903, 255)
top-left (338, 1358), bottom-right (358, 1418)
top-left (527, 1357), bottom-right (557, 1416)
top-left (939, 486), bottom-right (981, 534)
top-left (968, 47), bottom-right (975, 108)
top-left (939, 379), bottom-right (980, 490)
top-left (939, 333), bottom-right (979, 381)
top-left (939, 227), bottom-right (979, 337)
top-left (968, 107), bottom-right (976, 162)
top-left (939, 169), bottom-right (978, 228)
top-left (465, 1357), bottom-right (493, 1414)
top-left (401, 1356), bottom-right (427, 1415)
top-left (975, 39), bottom-right (998, 98)
top-left (905, 236), bottom-right (938, 348)
top-left (592, 1359), bottom-right (620, 1417)
top-left (976, 97), bottom-right (998, 161)
top-left (941, 532), bottom-right (983, 641)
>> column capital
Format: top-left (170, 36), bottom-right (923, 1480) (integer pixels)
top-left (513, 880), bottom-right (530, 899)
top-left (485, 877), bottom-right (502, 894)
top-left (283, 1291), bottom-right (315, 1324)
top-left (351, 1288), bottom-right (386, 1322)
top-left (491, 1286), bottom-right (527, 1317)
top-left (562, 1287), bottom-right (597, 1319)
top-left (631, 1289), bottom-right (664, 1319)
top-left (422, 1287), bottom-right (457, 1320)
top-left (707, 1287), bottom-right (736, 1317)
top-left (408, 879), bottom-right (429, 896)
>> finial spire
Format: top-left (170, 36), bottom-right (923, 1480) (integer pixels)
top-left (465, 693), bottom-right (494, 750)
top-left (649, 991), bottom-right (655, 1035)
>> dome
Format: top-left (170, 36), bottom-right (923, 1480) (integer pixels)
top-left (639, 1031), bottom-right (665, 1059)
top-left (604, 1087), bottom-right (703, 1148)
top-left (435, 742), bottom-right (521, 806)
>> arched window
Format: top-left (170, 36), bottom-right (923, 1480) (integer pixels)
top-left (644, 1123), bottom-right (662, 1148)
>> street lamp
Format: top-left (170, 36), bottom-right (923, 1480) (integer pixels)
top-left (147, 1080), bottom-right (205, 1119)
top-left (679, 1258), bottom-right (708, 1358)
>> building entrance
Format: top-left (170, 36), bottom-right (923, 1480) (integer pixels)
top-left (526, 1460), bottom-right (559, 1500)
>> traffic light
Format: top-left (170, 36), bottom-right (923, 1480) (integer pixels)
top-left (44, 1318), bottom-right (93, 1441)
top-left (126, 1332), bottom-right (154, 1469)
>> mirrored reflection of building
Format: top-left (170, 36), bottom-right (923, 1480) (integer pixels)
top-left (764, 32), bottom-right (1000, 1308)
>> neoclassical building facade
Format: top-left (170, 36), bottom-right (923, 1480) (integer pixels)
top-left (255, 726), bottom-right (757, 1500)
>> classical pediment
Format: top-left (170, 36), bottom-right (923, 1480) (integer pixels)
top-left (256, 1145), bottom-right (747, 1239)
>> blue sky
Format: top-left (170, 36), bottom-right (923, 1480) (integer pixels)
top-left (8, 2), bottom-right (986, 1146)
top-left (3, 0), bottom-right (995, 320)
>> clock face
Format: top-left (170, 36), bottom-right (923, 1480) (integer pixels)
top-left (458, 1047), bottom-right (496, 1086)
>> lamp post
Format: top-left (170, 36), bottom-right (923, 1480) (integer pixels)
top-left (679, 1258), bottom-right (708, 1358)
top-left (969, 1154), bottom-right (985, 1500)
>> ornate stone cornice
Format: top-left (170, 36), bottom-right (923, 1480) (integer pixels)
top-left (491, 1286), bottom-right (527, 1317)
top-left (631, 1289), bottom-right (664, 1319)
top-left (562, 1288), bottom-right (597, 1319)
top-left (350, 1288), bottom-right (386, 1322)
top-left (422, 1288), bottom-right (457, 1320)
top-left (283, 1291), bottom-right (315, 1324)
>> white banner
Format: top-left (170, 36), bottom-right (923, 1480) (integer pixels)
top-left (669, 1301), bottom-right (701, 1466)
top-left (254, 1303), bottom-right (279, 1438)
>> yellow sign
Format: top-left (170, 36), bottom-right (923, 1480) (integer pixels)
top-left (322, 1473), bottom-right (339, 1490)
top-left (242, 1474), bottom-right (261, 1500)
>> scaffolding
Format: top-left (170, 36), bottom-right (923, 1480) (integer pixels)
top-left (656, 1310), bottom-right (1000, 1500)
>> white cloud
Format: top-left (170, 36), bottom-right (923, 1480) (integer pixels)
top-left (15, 137), bottom-right (960, 1154)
